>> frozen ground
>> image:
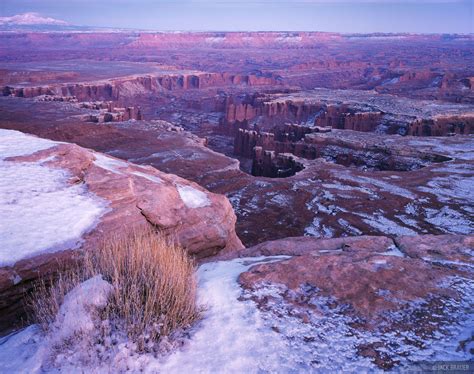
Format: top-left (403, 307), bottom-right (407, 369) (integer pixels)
top-left (0, 130), bottom-right (107, 266)
top-left (2, 255), bottom-right (471, 373)
top-left (0, 257), bottom-right (296, 373)
top-left (243, 276), bottom-right (474, 373)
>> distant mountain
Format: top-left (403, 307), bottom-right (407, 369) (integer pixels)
top-left (0, 12), bottom-right (97, 32)
top-left (0, 12), bottom-right (69, 26)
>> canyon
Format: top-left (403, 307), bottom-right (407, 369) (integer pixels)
top-left (0, 30), bottom-right (473, 372)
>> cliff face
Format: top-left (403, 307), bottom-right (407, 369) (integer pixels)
top-left (223, 91), bottom-right (474, 139)
top-left (222, 96), bottom-right (325, 130)
top-left (398, 70), bottom-right (438, 83)
top-left (316, 108), bottom-right (384, 132)
top-left (223, 97), bottom-right (388, 134)
top-left (32, 97), bottom-right (144, 122)
top-left (407, 115), bottom-right (474, 136)
top-left (234, 124), bottom-right (322, 158)
top-left (225, 102), bottom-right (261, 124)
top-left (251, 148), bottom-right (304, 178)
top-left (1, 71), bottom-right (281, 102)
top-left (78, 101), bottom-right (143, 123)
top-left (234, 127), bottom-right (316, 177)
top-left (233, 125), bottom-right (454, 175)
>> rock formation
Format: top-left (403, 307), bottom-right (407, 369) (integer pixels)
top-left (407, 114), bottom-right (474, 136)
top-left (251, 148), bottom-right (305, 178)
top-left (1, 71), bottom-right (280, 102)
top-left (0, 129), bottom-right (243, 332)
top-left (222, 90), bottom-right (474, 137)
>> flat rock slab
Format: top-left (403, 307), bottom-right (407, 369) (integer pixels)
top-left (238, 234), bottom-right (474, 370)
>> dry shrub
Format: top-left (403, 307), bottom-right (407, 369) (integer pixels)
top-left (90, 228), bottom-right (201, 343)
top-left (28, 269), bottom-right (83, 332)
top-left (29, 227), bottom-right (201, 350)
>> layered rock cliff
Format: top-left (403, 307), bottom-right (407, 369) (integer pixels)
top-left (1, 71), bottom-right (280, 102)
top-left (222, 91), bottom-right (474, 138)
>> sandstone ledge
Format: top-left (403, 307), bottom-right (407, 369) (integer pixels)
top-left (0, 130), bottom-right (243, 332)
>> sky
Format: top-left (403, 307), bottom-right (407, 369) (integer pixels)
top-left (1, 0), bottom-right (473, 33)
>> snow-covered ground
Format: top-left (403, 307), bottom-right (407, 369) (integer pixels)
top-left (408, 138), bottom-right (474, 161)
top-left (244, 276), bottom-right (474, 373)
top-left (0, 130), bottom-right (107, 266)
top-left (0, 255), bottom-right (472, 373)
top-left (0, 257), bottom-right (293, 373)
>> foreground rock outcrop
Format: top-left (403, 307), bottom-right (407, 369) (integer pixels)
top-left (0, 129), bottom-right (243, 332)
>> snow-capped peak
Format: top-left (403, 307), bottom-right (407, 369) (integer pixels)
top-left (0, 12), bottom-right (69, 26)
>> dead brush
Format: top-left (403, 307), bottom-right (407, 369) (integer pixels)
top-left (27, 268), bottom-right (83, 332)
top-left (28, 227), bottom-right (201, 351)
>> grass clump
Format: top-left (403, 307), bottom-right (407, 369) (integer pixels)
top-left (29, 227), bottom-right (201, 352)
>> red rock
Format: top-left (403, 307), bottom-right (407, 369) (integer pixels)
top-left (238, 234), bottom-right (473, 368)
top-left (0, 133), bottom-right (243, 332)
top-left (215, 235), bottom-right (394, 260)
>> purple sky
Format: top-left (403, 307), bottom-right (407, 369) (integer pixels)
top-left (1, 0), bottom-right (473, 33)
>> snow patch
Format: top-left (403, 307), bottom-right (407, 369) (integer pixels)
top-left (433, 163), bottom-right (474, 175)
top-left (394, 214), bottom-right (423, 231)
top-left (240, 283), bottom-right (377, 372)
top-left (270, 193), bottom-right (290, 205)
top-left (275, 36), bottom-right (303, 43)
top-left (93, 153), bottom-right (129, 174)
top-left (0, 129), bottom-right (59, 159)
top-left (337, 218), bottom-right (363, 236)
top-left (322, 182), bottom-right (374, 196)
top-left (408, 139), bottom-right (474, 161)
top-left (0, 131), bottom-right (107, 266)
top-left (337, 172), bottom-right (415, 199)
top-left (0, 325), bottom-right (44, 374)
top-left (177, 185), bottom-right (211, 209)
top-left (419, 175), bottom-right (474, 204)
top-left (0, 276), bottom-right (112, 373)
top-left (304, 217), bottom-right (335, 238)
top-left (425, 206), bottom-right (473, 235)
top-left (205, 37), bottom-right (226, 43)
top-left (148, 256), bottom-right (293, 372)
top-left (131, 171), bottom-right (163, 184)
top-left (356, 212), bottom-right (418, 236)
top-left (53, 276), bottom-right (113, 343)
top-left (381, 245), bottom-right (405, 258)
top-left (242, 276), bottom-right (474, 372)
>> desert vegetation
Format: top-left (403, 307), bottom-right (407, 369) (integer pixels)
top-left (29, 227), bottom-right (201, 354)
